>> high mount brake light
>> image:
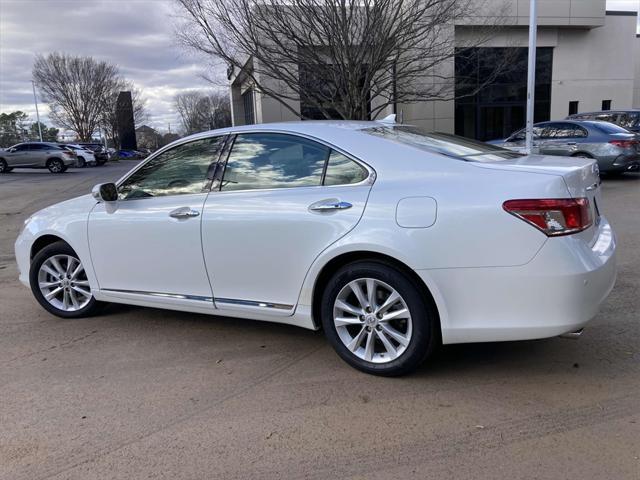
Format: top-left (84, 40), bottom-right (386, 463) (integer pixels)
top-left (503, 198), bottom-right (592, 236)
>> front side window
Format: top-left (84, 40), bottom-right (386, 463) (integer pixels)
top-left (221, 133), bottom-right (328, 191)
top-left (118, 136), bottom-right (224, 200)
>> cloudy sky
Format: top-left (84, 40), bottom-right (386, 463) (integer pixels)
top-left (1, 0), bottom-right (639, 134)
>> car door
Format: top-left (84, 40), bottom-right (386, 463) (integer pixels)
top-left (88, 136), bottom-right (225, 303)
top-left (503, 127), bottom-right (542, 153)
top-left (539, 122), bottom-right (585, 156)
top-left (201, 132), bottom-right (373, 315)
top-left (5, 144), bottom-right (31, 167)
top-left (30, 144), bottom-right (54, 166)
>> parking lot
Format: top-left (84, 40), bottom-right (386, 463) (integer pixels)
top-left (0, 163), bottom-right (638, 479)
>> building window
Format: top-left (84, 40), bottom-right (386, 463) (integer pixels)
top-left (242, 89), bottom-right (255, 125)
top-left (602, 100), bottom-right (612, 111)
top-left (569, 101), bottom-right (579, 116)
top-left (454, 47), bottom-right (553, 141)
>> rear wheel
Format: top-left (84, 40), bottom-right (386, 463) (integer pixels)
top-left (321, 261), bottom-right (438, 376)
top-left (29, 241), bottom-right (103, 318)
top-left (572, 152), bottom-right (593, 159)
top-left (47, 158), bottom-right (65, 173)
top-left (77, 156), bottom-right (86, 167)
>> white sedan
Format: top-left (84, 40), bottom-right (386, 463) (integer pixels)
top-left (14, 120), bottom-right (616, 376)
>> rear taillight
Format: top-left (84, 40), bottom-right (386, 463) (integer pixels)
top-left (609, 139), bottom-right (638, 148)
top-left (63, 151), bottom-right (73, 156)
top-left (503, 198), bottom-right (592, 236)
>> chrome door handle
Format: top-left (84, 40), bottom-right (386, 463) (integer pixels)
top-left (309, 200), bottom-right (353, 212)
top-left (169, 207), bottom-right (200, 219)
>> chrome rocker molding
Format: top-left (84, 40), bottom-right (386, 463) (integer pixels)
top-left (100, 289), bottom-right (293, 311)
top-left (213, 297), bottom-right (293, 310)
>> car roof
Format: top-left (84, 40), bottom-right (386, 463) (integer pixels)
top-left (569, 109), bottom-right (640, 115)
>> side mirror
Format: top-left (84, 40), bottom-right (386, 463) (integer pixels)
top-left (92, 183), bottom-right (118, 202)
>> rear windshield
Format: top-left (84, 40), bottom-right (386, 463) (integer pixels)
top-left (591, 122), bottom-right (632, 134)
top-left (363, 126), bottom-right (523, 162)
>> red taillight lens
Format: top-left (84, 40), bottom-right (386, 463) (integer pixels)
top-left (503, 198), bottom-right (592, 236)
top-left (609, 139), bottom-right (638, 148)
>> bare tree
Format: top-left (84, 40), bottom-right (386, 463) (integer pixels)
top-left (33, 53), bottom-right (123, 141)
top-left (101, 82), bottom-right (148, 149)
top-left (175, 0), bottom-right (510, 120)
top-left (174, 90), bottom-right (231, 135)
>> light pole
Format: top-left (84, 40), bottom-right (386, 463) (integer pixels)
top-left (525, 0), bottom-right (537, 155)
top-left (31, 80), bottom-right (43, 142)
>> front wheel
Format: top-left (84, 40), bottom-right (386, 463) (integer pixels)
top-left (0, 159), bottom-right (10, 173)
top-left (321, 261), bottom-right (439, 376)
top-left (29, 241), bottom-right (103, 318)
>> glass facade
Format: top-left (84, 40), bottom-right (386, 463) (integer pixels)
top-left (455, 47), bottom-right (553, 141)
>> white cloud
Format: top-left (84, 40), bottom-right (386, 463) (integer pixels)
top-left (0, 0), bottom-right (223, 132)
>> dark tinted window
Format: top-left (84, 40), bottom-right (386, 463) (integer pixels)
top-left (11, 144), bottom-right (29, 152)
top-left (602, 100), bottom-right (612, 111)
top-left (221, 133), bottom-right (327, 191)
top-left (324, 151), bottom-right (368, 186)
top-left (29, 144), bottom-right (55, 150)
top-left (118, 136), bottom-right (224, 200)
top-left (618, 112), bottom-right (640, 128)
top-left (541, 123), bottom-right (586, 139)
top-left (509, 126), bottom-right (544, 141)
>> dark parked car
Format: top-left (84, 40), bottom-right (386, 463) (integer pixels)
top-left (488, 120), bottom-right (640, 174)
top-left (77, 143), bottom-right (109, 165)
top-left (567, 110), bottom-right (640, 133)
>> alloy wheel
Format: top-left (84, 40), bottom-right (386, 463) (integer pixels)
top-left (333, 278), bottom-right (412, 364)
top-left (49, 160), bottom-right (63, 173)
top-left (37, 254), bottom-right (91, 311)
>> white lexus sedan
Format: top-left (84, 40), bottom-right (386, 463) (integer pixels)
top-left (14, 120), bottom-right (617, 376)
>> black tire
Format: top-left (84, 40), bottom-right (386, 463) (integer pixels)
top-left (572, 152), bottom-right (593, 159)
top-left (321, 260), bottom-right (439, 376)
top-left (0, 159), bottom-right (9, 173)
top-left (29, 241), bottom-right (104, 318)
top-left (47, 158), bottom-right (65, 173)
top-left (77, 156), bottom-right (86, 167)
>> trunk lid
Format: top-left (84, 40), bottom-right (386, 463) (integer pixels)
top-left (472, 154), bottom-right (601, 245)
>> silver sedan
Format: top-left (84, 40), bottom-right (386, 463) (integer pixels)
top-left (488, 120), bottom-right (640, 174)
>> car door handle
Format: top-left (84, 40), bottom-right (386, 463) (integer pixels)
top-left (169, 207), bottom-right (200, 219)
top-left (565, 142), bottom-right (577, 146)
top-left (309, 200), bottom-right (353, 212)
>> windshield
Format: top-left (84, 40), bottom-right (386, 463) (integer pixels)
top-left (364, 126), bottom-right (523, 162)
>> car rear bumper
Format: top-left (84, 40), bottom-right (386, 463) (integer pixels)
top-left (419, 217), bottom-right (616, 344)
top-left (600, 153), bottom-right (640, 172)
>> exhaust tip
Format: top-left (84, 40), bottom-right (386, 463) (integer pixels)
top-left (560, 328), bottom-right (584, 339)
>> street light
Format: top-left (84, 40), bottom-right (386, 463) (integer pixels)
top-left (525, 0), bottom-right (537, 154)
top-left (31, 80), bottom-right (43, 142)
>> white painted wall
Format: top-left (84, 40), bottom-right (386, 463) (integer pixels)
top-left (550, 13), bottom-right (637, 118)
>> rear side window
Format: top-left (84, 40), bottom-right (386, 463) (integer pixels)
top-left (221, 133), bottom-right (328, 191)
top-left (324, 151), bottom-right (368, 186)
top-left (364, 126), bottom-right (523, 162)
top-left (592, 122), bottom-right (632, 134)
top-left (618, 112), bottom-right (640, 128)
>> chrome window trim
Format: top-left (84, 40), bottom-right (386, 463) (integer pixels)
top-left (111, 128), bottom-right (376, 200)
